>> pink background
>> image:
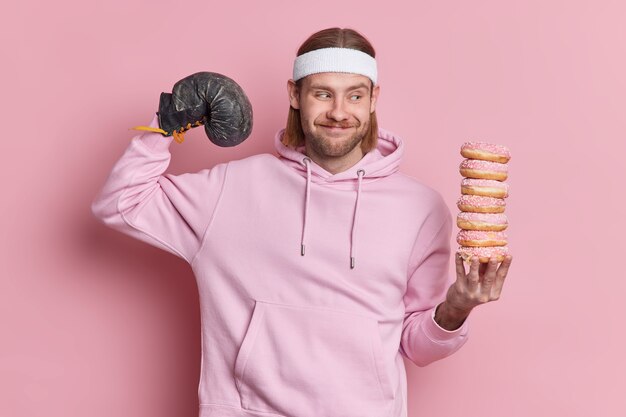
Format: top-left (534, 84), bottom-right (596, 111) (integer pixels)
top-left (2, 0), bottom-right (625, 416)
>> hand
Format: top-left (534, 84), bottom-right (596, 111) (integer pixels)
top-left (434, 253), bottom-right (513, 330)
top-left (449, 252), bottom-right (513, 311)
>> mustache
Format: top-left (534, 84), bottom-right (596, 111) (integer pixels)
top-left (316, 121), bottom-right (360, 128)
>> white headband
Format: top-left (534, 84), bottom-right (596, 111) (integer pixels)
top-left (293, 47), bottom-right (378, 85)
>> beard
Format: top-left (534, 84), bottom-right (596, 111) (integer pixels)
top-left (302, 118), bottom-right (370, 158)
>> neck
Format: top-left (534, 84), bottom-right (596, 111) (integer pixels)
top-left (304, 144), bottom-right (364, 174)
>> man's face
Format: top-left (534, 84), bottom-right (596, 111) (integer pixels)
top-left (288, 72), bottom-right (380, 158)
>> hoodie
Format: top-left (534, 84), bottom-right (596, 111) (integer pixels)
top-left (91, 114), bottom-right (469, 417)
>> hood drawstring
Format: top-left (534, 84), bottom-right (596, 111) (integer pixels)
top-left (350, 169), bottom-right (365, 269)
top-left (299, 157), bottom-right (364, 270)
top-left (300, 157), bottom-right (312, 257)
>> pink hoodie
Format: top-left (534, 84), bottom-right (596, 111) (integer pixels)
top-left (91, 115), bottom-right (469, 417)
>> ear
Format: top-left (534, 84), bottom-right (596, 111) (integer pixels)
top-left (287, 79), bottom-right (300, 109)
top-left (370, 84), bottom-right (380, 113)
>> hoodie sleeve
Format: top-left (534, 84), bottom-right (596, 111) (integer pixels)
top-left (90, 114), bottom-right (228, 264)
top-left (399, 196), bottom-right (469, 367)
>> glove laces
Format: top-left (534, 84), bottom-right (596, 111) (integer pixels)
top-left (130, 119), bottom-right (205, 144)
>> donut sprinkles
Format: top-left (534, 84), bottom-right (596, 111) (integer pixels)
top-left (457, 141), bottom-right (511, 263)
top-left (459, 159), bottom-right (508, 181)
top-left (457, 230), bottom-right (508, 247)
top-left (458, 245), bottom-right (510, 263)
top-left (460, 141), bottom-right (511, 163)
top-left (461, 178), bottom-right (509, 198)
top-left (457, 212), bottom-right (508, 231)
top-left (457, 195), bottom-right (506, 213)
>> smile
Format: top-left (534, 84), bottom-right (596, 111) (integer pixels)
top-left (319, 125), bottom-right (354, 131)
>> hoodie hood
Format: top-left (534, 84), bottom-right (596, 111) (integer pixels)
top-left (274, 128), bottom-right (405, 269)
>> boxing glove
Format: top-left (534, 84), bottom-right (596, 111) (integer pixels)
top-left (133, 72), bottom-right (253, 146)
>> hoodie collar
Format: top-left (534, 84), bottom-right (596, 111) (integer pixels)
top-left (274, 128), bottom-right (405, 269)
top-left (274, 128), bottom-right (404, 183)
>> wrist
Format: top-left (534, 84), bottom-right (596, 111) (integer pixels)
top-left (434, 301), bottom-right (471, 331)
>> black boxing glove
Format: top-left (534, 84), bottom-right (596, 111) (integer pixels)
top-left (132, 72), bottom-right (253, 146)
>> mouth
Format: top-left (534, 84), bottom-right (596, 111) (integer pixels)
top-left (318, 124), bottom-right (355, 132)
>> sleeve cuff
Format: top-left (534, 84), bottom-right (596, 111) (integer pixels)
top-left (135, 113), bottom-right (173, 152)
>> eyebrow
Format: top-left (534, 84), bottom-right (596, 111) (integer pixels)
top-left (309, 82), bottom-right (370, 92)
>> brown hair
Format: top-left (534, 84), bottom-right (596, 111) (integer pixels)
top-left (282, 28), bottom-right (379, 153)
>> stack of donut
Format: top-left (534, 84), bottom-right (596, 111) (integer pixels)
top-left (456, 142), bottom-right (511, 263)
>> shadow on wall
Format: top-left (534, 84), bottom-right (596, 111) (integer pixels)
top-left (78, 212), bottom-right (202, 415)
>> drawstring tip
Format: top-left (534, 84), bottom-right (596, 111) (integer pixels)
top-left (301, 244), bottom-right (305, 256)
top-left (350, 257), bottom-right (355, 269)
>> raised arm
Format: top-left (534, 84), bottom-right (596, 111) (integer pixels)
top-left (91, 72), bottom-right (252, 263)
top-left (90, 113), bottom-right (228, 263)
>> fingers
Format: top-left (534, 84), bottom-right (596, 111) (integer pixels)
top-left (455, 252), bottom-right (466, 279)
top-left (480, 258), bottom-right (499, 298)
top-left (491, 255), bottom-right (513, 298)
top-left (467, 256), bottom-right (480, 290)
top-left (497, 255), bottom-right (513, 278)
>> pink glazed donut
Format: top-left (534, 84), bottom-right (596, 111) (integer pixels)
top-left (457, 212), bottom-right (508, 231)
top-left (457, 245), bottom-right (510, 263)
top-left (459, 159), bottom-right (508, 181)
top-left (460, 141), bottom-right (511, 163)
top-left (461, 178), bottom-right (509, 198)
top-left (457, 230), bottom-right (508, 247)
top-left (457, 195), bottom-right (506, 213)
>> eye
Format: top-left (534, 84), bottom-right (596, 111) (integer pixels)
top-left (350, 94), bottom-right (362, 101)
top-left (316, 92), bottom-right (331, 99)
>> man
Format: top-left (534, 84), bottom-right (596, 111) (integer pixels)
top-left (92, 27), bottom-right (512, 417)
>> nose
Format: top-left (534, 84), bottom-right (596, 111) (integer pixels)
top-left (327, 98), bottom-right (348, 121)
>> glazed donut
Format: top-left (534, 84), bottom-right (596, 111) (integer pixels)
top-left (460, 142), bottom-right (511, 163)
top-left (457, 212), bottom-right (508, 231)
top-left (461, 178), bottom-right (509, 198)
top-left (457, 195), bottom-right (506, 213)
top-left (457, 230), bottom-right (507, 247)
top-left (459, 159), bottom-right (508, 181)
top-left (457, 245), bottom-right (510, 263)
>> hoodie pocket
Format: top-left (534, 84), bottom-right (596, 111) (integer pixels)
top-left (234, 300), bottom-right (394, 417)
